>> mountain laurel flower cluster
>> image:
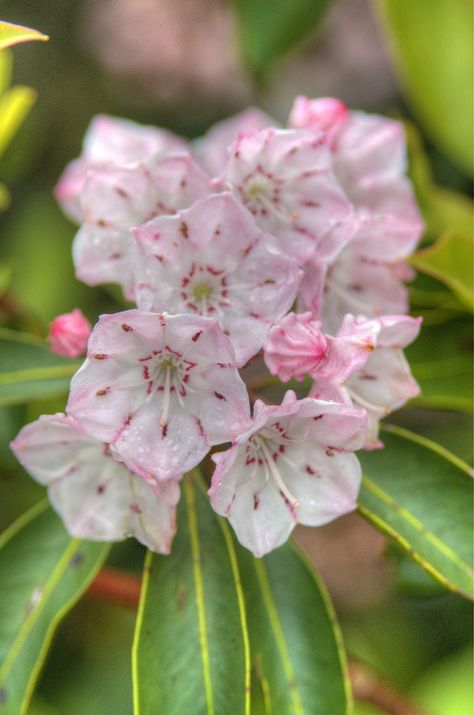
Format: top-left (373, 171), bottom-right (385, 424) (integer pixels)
top-left (11, 97), bottom-right (423, 557)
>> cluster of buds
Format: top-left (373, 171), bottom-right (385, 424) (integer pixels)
top-left (11, 98), bottom-right (423, 557)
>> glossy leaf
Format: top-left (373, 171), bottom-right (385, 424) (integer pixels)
top-left (406, 122), bottom-right (473, 240)
top-left (0, 85), bottom-right (36, 157)
top-left (0, 502), bottom-right (110, 715)
top-left (0, 21), bottom-right (48, 51)
top-left (376, 0), bottom-right (473, 175)
top-left (0, 328), bottom-right (80, 407)
top-left (406, 316), bottom-right (473, 413)
top-left (132, 476), bottom-right (250, 715)
top-left (233, 0), bottom-right (332, 77)
top-left (237, 541), bottom-right (351, 714)
top-left (358, 424), bottom-right (474, 599)
top-left (410, 231), bottom-right (473, 311)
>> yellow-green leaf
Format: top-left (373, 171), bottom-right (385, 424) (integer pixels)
top-left (0, 85), bottom-right (36, 157)
top-left (410, 231), bottom-right (473, 310)
top-left (375, 0), bottom-right (473, 176)
top-left (0, 21), bottom-right (48, 51)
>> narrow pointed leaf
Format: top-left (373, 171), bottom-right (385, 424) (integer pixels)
top-left (0, 329), bottom-right (81, 407)
top-left (0, 502), bottom-right (110, 715)
top-left (237, 542), bottom-right (351, 715)
top-left (0, 22), bottom-right (48, 51)
top-left (358, 424), bottom-right (473, 599)
top-left (132, 476), bottom-right (250, 715)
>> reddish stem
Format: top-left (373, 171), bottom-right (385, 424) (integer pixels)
top-left (86, 566), bottom-right (141, 609)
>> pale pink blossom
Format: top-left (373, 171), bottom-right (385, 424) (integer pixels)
top-left (209, 390), bottom-right (366, 556)
top-left (289, 98), bottom-right (423, 327)
top-left (289, 96), bottom-right (348, 146)
top-left (132, 193), bottom-right (302, 365)
top-left (10, 413), bottom-right (178, 553)
top-left (311, 314), bottom-right (422, 448)
top-left (224, 127), bottom-right (356, 266)
top-left (49, 309), bottom-right (91, 358)
top-left (264, 311), bottom-right (376, 384)
top-left (194, 107), bottom-right (276, 176)
top-left (72, 153), bottom-right (210, 296)
top-left (67, 310), bottom-right (250, 481)
top-left (55, 114), bottom-right (186, 223)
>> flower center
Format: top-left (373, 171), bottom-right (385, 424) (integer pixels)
top-left (193, 282), bottom-right (213, 303)
top-left (249, 432), bottom-right (300, 509)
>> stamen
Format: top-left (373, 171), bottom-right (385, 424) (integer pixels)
top-left (160, 365), bottom-right (172, 427)
top-left (346, 387), bottom-right (389, 415)
top-left (258, 438), bottom-right (300, 508)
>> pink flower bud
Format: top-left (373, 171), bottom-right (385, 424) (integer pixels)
top-left (49, 309), bottom-right (91, 358)
top-left (264, 312), bottom-right (328, 382)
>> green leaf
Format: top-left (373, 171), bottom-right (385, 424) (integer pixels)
top-left (375, 0), bottom-right (473, 175)
top-left (0, 85), bottom-right (36, 157)
top-left (410, 231), bottom-right (473, 311)
top-left (132, 476), bottom-right (251, 715)
top-left (0, 328), bottom-right (81, 407)
top-left (405, 122), bottom-right (473, 240)
top-left (0, 502), bottom-right (110, 714)
top-left (233, 0), bottom-right (332, 77)
top-left (358, 424), bottom-right (474, 599)
top-left (406, 316), bottom-right (473, 413)
top-left (0, 22), bottom-right (48, 51)
top-left (0, 51), bottom-right (12, 97)
top-left (237, 541), bottom-right (350, 714)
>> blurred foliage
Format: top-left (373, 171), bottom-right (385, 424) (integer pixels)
top-left (376, 0), bottom-right (473, 176)
top-left (232, 0), bottom-right (333, 78)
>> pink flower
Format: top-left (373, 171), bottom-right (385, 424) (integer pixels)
top-left (209, 390), bottom-right (366, 556)
top-left (55, 114), bottom-right (186, 223)
top-left (66, 310), bottom-right (251, 481)
top-left (224, 127), bottom-right (355, 266)
top-left (263, 312), bottom-right (329, 382)
top-left (288, 98), bottom-right (424, 329)
top-left (72, 152), bottom-right (211, 297)
top-left (264, 310), bottom-right (377, 384)
top-left (132, 193), bottom-right (302, 365)
top-left (289, 96), bottom-right (348, 146)
top-left (311, 314), bottom-right (422, 448)
top-left (49, 309), bottom-right (91, 358)
top-left (10, 413), bottom-right (178, 553)
top-left (194, 107), bottom-right (276, 176)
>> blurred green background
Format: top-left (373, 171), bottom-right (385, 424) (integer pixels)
top-left (0, 1), bottom-right (472, 713)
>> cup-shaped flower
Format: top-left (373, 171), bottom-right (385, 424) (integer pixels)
top-left (67, 310), bottom-right (251, 481)
top-left (312, 314), bottom-right (422, 448)
top-left (132, 193), bottom-right (303, 366)
top-left (224, 127), bottom-right (355, 266)
top-left (264, 310), bottom-right (378, 384)
top-left (209, 391), bottom-right (367, 556)
top-left (194, 107), bottom-right (275, 176)
top-left (49, 308), bottom-right (91, 358)
top-left (72, 152), bottom-right (210, 296)
top-left (55, 114), bottom-right (186, 223)
top-left (10, 414), bottom-right (179, 553)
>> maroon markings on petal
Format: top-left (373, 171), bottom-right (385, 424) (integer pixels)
top-left (96, 484), bottom-right (106, 494)
top-left (94, 354), bottom-right (108, 360)
top-left (121, 323), bottom-right (133, 332)
top-left (253, 494), bottom-right (260, 510)
top-left (214, 391), bottom-right (226, 401)
top-left (180, 221), bottom-right (189, 238)
top-left (191, 331), bottom-right (202, 342)
top-left (130, 502), bottom-right (143, 514)
top-left (96, 387), bottom-right (110, 397)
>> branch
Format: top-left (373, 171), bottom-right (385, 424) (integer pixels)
top-left (349, 662), bottom-right (431, 715)
top-left (86, 566), bottom-right (141, 609)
